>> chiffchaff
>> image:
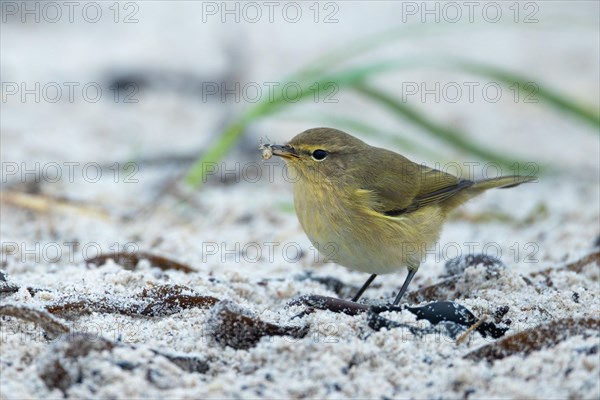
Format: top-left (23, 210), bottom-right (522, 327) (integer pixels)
top-left (262, 128), bottom-right (535, 305)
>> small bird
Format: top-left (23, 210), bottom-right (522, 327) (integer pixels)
top-left (262, 128), bottom-right (535, 305)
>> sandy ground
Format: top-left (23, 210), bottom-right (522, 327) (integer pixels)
top-left (1, 2), bottom-right (599, 399)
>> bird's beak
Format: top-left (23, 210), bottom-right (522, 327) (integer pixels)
top-left (268, 144), bottom-right (299, 159)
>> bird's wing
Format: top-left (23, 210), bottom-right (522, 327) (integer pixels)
top-left (408, 167), bottom-right (474, 209)
top-left (356, 150), bottom-right (472, 216)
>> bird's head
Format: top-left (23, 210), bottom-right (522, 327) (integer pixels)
top-left (266, 127), bottom-right (368, 184)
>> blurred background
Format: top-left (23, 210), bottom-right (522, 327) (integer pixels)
top-left (1, 1), bottom-right (599, 276)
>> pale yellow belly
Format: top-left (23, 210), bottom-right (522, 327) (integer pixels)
top-left (293, 183), bottom-right (444, 274)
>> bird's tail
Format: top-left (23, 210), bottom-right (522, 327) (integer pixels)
top-left (471, 175), bottom-right (537, 191)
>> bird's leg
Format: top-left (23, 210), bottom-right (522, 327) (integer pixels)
top-left (351, 274), bottom-right (377, 302)
top-left (392, 270), bottom-right (417, 306)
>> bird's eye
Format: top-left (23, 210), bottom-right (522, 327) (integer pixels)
top-left (311, 149), bottom-right (328, 161)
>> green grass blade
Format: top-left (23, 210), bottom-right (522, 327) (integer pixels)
top-left (453, 61), bottom-right (600, 130)
top-left (185, 122), bottom-right (245, 187)
top-left (353, 83), bottom-right (530, 169)
top-left (325, 58), bottom-right (600, 130)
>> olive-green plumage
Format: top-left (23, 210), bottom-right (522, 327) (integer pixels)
top-left (267, 127), bottom-right (534, 303)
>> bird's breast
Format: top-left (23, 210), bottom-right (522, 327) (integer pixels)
top-left (292, 180), bottom-right (444, 274)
